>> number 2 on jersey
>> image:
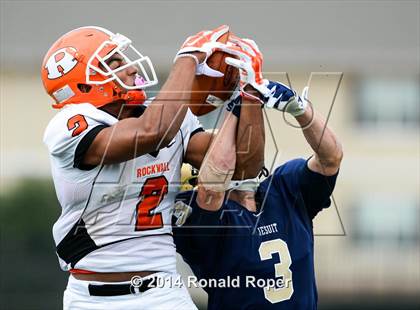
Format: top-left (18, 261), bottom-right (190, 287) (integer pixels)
top-left (67, 114), bottom-right (88, 137)
top-left (135, 176), bottom-right (168, 231)
top-left (259, 239), bottom-right (294, 303)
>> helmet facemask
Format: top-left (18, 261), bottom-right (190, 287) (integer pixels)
top-left (86, 33), bottom-right (158, 91)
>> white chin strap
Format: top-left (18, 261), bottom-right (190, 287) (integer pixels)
top-left (228, 178), bottom-right (259, 192)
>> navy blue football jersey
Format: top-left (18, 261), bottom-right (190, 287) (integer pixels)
top-left (173, 158), bottom-right (338, 310)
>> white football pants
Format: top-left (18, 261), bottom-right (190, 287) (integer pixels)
top-left (63, 272), bottom-right (198, 310)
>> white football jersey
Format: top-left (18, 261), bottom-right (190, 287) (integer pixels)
top-left (43, 102), bottom-right (202, 273)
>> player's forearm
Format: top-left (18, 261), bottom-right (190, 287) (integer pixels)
top-left (184, 132), bottom-right (214, 169)
top-left (197, 113), bottom-right (238, 210)
top-left (232, 97), bottom-right (265, 180)
top-left (141, 58), bottom-right (196, 147)
top-left (296, 106), bottom-right (343, 174)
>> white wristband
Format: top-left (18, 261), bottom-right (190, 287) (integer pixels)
top-left (228, 178), bottom-right (259, 192)
top-left (174, 53), bottom-right (199, 66)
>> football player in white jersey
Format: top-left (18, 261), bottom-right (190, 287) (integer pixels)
top-left (41, 25), bottom-right (254, 309)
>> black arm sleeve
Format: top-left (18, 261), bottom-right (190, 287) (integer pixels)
top-left (73, 125), bottom-right (108, 170)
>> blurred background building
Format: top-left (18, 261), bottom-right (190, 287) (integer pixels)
top-left (1, 1), bottom-right (419, 309)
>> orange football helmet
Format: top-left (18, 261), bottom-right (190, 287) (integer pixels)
top-left (41, 26), bottom-right (158, 109)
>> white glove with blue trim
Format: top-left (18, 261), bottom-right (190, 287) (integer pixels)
top-left (264, 80), bottom-right (309, 117)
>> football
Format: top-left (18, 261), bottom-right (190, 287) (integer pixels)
top-left (189, 32), bottom-right (240, 116)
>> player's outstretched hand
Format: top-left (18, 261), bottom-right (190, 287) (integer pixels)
top-left (264, 80), bottom-right (309, 116)
top-left (175, 25), bottom-right (230, 77)
top-left (218, 35), bottom-right (270, 101)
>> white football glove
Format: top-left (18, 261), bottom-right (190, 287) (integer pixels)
top-left (175, 25), bottom-right (230, 77)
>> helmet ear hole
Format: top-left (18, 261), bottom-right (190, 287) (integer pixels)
top-left (77, 84), bottom-right (92, 93)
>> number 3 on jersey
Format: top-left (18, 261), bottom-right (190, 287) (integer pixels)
top-left (259, 239), bottom-right (294, 303)
top-left (135, 176), bottom-right (168, 231)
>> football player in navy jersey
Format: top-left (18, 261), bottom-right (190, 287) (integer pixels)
top-left (172, 38), bottom-right (343, 310)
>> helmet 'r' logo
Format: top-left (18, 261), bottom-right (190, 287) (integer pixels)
top-left (45, 47), bottom-right (78, 79)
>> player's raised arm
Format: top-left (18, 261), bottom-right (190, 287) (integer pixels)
top-left (231, 91), bottom-right (265, 180)
top-left (264, 81), bottom-right (343, 176)
top-left (82, 58), bottom-right (195, 165)
top-left (82, 26), bottom-right (232, 166)
top-left (195, 36), bottom-right (272, 211)
top-left (295, 94), bottom-right (343, 176)
top-left (196, 111), bottom-right (238, 211)
top-left (223, 36), bottom-right (268, 180)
